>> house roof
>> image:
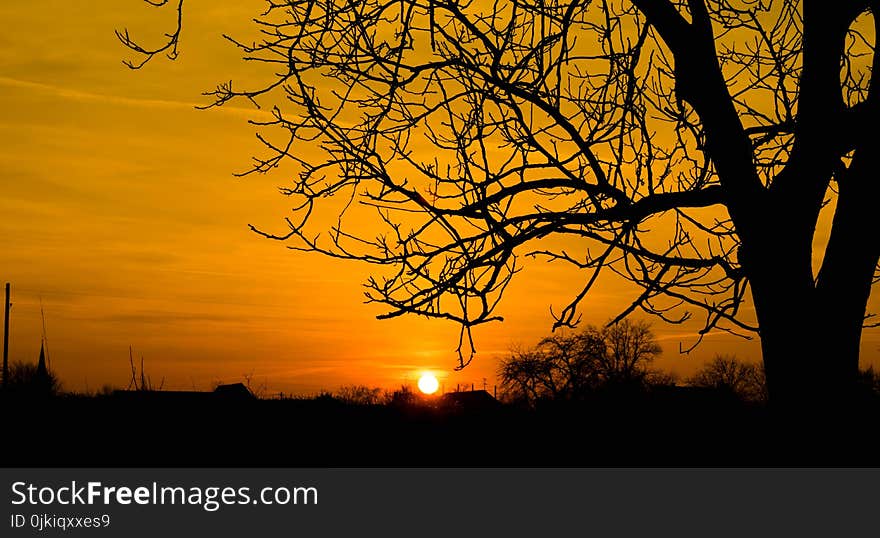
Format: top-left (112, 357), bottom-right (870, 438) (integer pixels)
top-left (440, 390), bottom-right (500, 409)
top-left (213, 383), bottom-right (255, 399)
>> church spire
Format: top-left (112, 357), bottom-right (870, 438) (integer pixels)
top-left (37, 340), bottom-right (48, 378)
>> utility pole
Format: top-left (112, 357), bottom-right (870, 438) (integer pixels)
top-left (3, 283), bottom-right (10, 390)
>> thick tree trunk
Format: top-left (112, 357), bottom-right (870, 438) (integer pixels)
top-left (745, 206), bottom-right (872, 410)
top-left (746, 231), bottom-right (818, 408)
top-left (754, 285), bottom-right (862, 410)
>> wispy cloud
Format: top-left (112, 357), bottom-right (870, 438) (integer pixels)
top-left (0, 76), bottom-right (270, 119)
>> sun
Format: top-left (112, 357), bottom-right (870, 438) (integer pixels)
top-left (417, 373), bottom-right (439, 395)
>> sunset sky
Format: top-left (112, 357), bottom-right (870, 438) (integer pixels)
top-left (2, 0), bottom-right (878, 395)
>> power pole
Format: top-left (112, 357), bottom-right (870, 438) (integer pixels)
top-left (3, 283), bottom-right (10, 390)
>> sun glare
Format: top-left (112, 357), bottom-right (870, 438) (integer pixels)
top-left (417, 373), bottom-right (439, 395)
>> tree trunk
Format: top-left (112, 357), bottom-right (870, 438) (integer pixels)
top-left (754, 287), bottom-right (862, 410)
top-left (745, 201), bottom-right (873, 410)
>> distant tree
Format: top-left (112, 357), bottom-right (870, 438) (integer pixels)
top-left (336, 385), bottom-right (384, 405)
top-left (687, 355), bottom-right (767, 403)
top-left (598, 320), bottom-right (663, 385)
top-left (500, 331), bottom-right (603, 403)
top-left (120, 0), bottom-right (879, 407)
top-left (499, 319), bottom-right (661, 405)
top-left (4, 361), bottom-right (61, 397)
top-left (856, 366), bottom-right (880, 398)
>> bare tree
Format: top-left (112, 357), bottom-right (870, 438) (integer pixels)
top-left (499, 333), bottom-right (602, 404)
top-left (119, 1), bottom-right (878, 407)
top-left (599, 319), bottom-right (662, 384)
top-left (499, 319), bottom-right (661, 404)
top-left (688, 354), bottom-right (767, 403)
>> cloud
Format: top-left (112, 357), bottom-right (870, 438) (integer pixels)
top-left (93, 311), bottom-right (242, 324)
top-left (0, 76), bottom-right (270, 119)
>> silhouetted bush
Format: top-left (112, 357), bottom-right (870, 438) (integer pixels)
top-left (857, 367), bottom-right (880, 399)
top-left (644, 369), bottom-right (678, 388)
top-left (4, 360), bottom-right (61, 397)
top-left (387, 385), bottom-right (422, 408)
top-left (336, 385), bottom-right (383, 405)
top-left (687, 355), bottom-right (766, 404)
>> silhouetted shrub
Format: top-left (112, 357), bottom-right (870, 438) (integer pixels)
top-left (387, 385), bottom-right (420, 408)
top-left (687, 355), bottom-right (766, 404)
top-left (857, 367), bottom-right (880, 399)
top-left (336, 385), bottom-right (383, 405)
top-left (644, 369), bottom-right (678, 388)
top-left (4, 360), bottom-right (61, 397)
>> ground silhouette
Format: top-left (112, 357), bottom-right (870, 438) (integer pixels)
top-left (3, 380), bottom-right (879, 467)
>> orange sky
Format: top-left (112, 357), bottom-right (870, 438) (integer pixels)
top-left (1, 1), bottom-right (877, 395)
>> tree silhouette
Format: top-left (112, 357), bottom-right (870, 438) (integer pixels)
top-left (599, 318), bottom-right (663, 384)
top-left (499, 319), bottom-right (660, 405)
top-left (687, 354), bottom-right (767, 403)
top-left (119, 1), bottom-right (878, 407)
top-left (499, 333), bottom-right (603, 404)
top-left (4, 361), bottom-right (61, 397)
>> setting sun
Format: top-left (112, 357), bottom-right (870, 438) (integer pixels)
top-left (417, 373), bottom-right (439, 395)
